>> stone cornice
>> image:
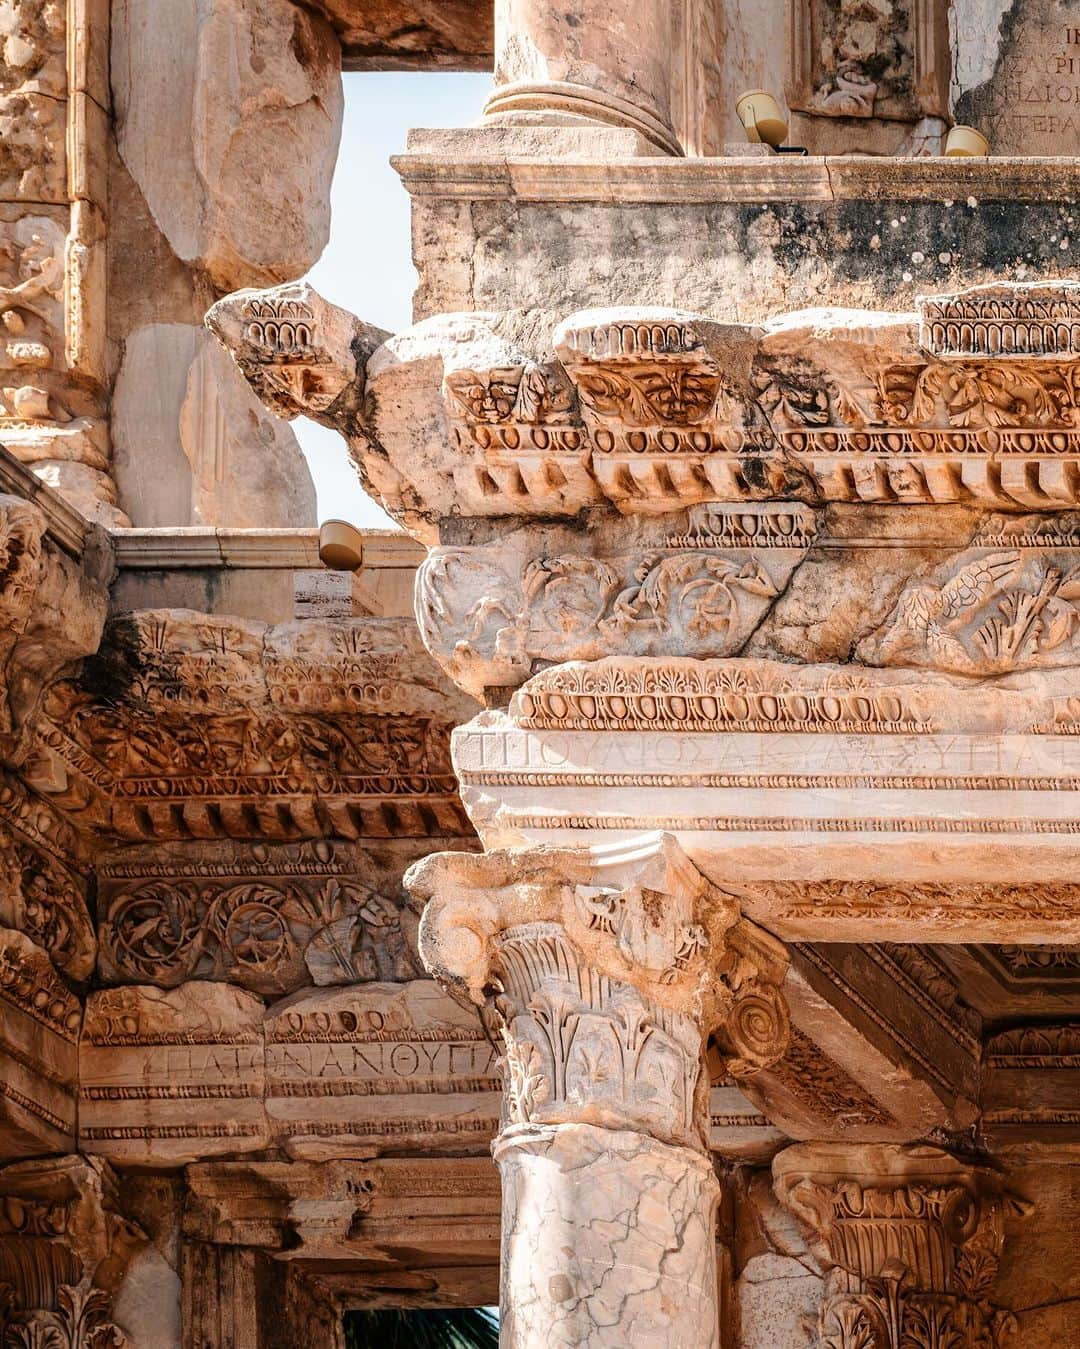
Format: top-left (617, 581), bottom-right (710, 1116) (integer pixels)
top-left (392, 152), bottom-right (1080, 205)
top-left (111, 527), bottom-right (423, 571)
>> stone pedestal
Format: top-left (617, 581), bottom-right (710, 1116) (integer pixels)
top-left (408, 833), bottom-right (790, 1348)
top-left (483, 0), bottom-right (682, 154)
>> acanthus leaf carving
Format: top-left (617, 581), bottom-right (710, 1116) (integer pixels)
top-left (774, 1144), bottom-right (1030, 1349)
top-left (408, 834), bottom-right (790, 1152)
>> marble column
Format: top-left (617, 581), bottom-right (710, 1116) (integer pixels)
top-left (407, 832), bottom-right (790, 1348)
top-left (772, 1143), bottom-right (1033, 1349)
top-left (483, 0), bottom-right (682, 155)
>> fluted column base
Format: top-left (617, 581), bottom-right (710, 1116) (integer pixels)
top-left (483, 81), bottom-right (682, 156)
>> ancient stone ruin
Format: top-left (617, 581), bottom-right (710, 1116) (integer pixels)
top-left (2, 0), bottom-right (1080, 1344)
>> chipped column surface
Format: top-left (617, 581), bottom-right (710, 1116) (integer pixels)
top-left (408, 835), bottom-right (789, 1348)
top-left (496, 1123), bottom-right (720, 1348)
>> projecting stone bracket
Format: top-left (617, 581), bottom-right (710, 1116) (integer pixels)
top-left (742, 944), bottom-right (980, 1144)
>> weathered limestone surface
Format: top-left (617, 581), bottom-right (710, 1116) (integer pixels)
top-left (111, 0), bottom-right (344, 293)
top-left (395, 157), bottom-right (1080, 325)
top-left (496, 1123), bottom-right (721, 1347)
top-left (0, 926), bottom-right (79, 1158)
top-left (112, 323), bottom-right (316, 527)
top-left (409, 835), bottom-right (790, 1346)
top-left (313, 0), bottom-right (492, 70)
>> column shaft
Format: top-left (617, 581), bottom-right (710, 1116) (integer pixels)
top-left (497, 1122), bottom-right (720, 1348)
top-left (485, 0), bottom-right (682, 154)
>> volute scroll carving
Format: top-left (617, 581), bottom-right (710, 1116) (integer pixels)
top-left (407, 832), bottom-right (789, 1151)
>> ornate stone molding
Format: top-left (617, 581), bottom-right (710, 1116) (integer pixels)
top-left (33, 611), bottom-right (475, 842)
top-left (0, 926), bottom-right (80, 1159)
top-left (417, 504), bottom-right (816, 697)
top-left (450, 656), bottom-right (1080, 905)
top-left (79, 978), bottom-right (500, 1166)
top-left (95, 838), bottom-right (439, 995)
top-left (209, 284), bottom-right (1080, 533)
top-left (408, 832), bottom-right (789, 1150)
top-left (773, 1143), bottom-right (1031, 1349)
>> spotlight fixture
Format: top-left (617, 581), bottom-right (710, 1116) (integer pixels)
top-left (944, 124), bottom-right (989, 157)
top-left (318, 519), bottom-right (365, 572)
top-left (735, 90), bottom-right (807, 155)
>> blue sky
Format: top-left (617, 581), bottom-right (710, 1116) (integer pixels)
top-left (295, 71), bottom-right (491, 527)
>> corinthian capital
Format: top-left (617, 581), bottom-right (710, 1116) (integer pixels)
top-left (773, 1143), bottom-right (1032, 1349)
top-left (406, 832), bottom-right (789, 1150)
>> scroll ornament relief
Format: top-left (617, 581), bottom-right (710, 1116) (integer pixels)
top-left (0, 823), bottom-right (94, 984)
top-left (99, 874), bottom-right (420, 995)
top-left (407, 834), bottom-right (790, 1152)
top-left (416, 504), bottom-right (815, 696)
top-left (858, 522), bottom-right (1080, 674)
top-left (774, 1144), bottom-right (1031, 1349)
top-left (209, 281), bottom-right (1080, 526)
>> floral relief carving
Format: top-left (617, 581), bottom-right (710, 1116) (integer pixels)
top-left (408, 835), bottom-right (790, 1153)
top-left (212, 285), bottom-right (1080, 518)
top-left (417, 508), bottom-right (813, 695)
top-left (859, 543), bottom-right (1080, 675)
top-left (99, 875), bottom-right (420, 995)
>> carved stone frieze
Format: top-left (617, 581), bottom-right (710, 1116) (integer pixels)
top-left (0, 809), bottom-right (93, 984)
top-left (859, 518), bottom-right (1080, 675)
top-left (209, 283), bottom-right (1080, 530)
top-left (417, 504), bottom-right (816, 697)
top-left (79, 979), bottom-right (501, 1167)
top-left (981, 1021), bottom-right (1080, 1146)
top-left (263, 980), bottom-right (500, 1159)
top-left (786, 0), bottom-right (948, 156)
top-left (774, 1143), bottom-right (1031, 1349)
top-left (205, 282), bottom-right (384, 425)
top-left (552, 307), bottom-right (778, 510)
top-left (96, 839), bottom-right (438, 995)
top-left (34, 611), bottom-right (475, 842)
top-left (451, 656), bottom-right (1080, 903)
top-left (79, 982), bottom-right (270, 1166)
